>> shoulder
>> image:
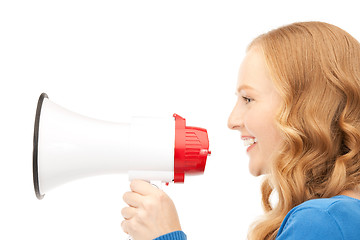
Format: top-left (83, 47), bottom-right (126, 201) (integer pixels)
top-left (276, 196), bottom-right (360, 240)
top-left (295, 195), bottom-right (359, 214)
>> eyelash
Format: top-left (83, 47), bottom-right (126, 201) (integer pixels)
top-left (242, 96), bottom-right (253, 104)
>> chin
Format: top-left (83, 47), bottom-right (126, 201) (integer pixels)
top-left (249, 166), bottom-right (262, 177)
top-left (250, 172), bottom-right (263, 177)
top-left (249, 158), bottom-right (268, 176)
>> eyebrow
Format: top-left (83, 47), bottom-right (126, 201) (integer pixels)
top-left (236, 84), bottom-right (256, 94)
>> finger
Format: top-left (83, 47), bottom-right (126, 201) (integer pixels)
top-left (121, 207), bottom-right (137, 220)
top-left (123, 191), bottom-right (143, 208)
top-left (130, 179), bottom-right (160, 196)
top-left (121, 220), bottom-right (129, 235)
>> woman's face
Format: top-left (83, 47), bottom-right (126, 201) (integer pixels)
top-left (228, 47), bottom-right (283, 176)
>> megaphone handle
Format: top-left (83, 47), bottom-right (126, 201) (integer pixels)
top-left (125, 181), bottom-right (164, 240)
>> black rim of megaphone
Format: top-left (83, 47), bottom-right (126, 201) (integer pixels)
top-left (33, 93), bottom-right (48, 200)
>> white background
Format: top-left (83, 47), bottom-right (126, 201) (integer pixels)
top-left (1, 0), bottom-right (359, 239)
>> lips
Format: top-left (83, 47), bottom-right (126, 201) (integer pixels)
top-left (241, 136), bottom-right (257, 152)
top-left (246, 142), bottom-right (257, 152)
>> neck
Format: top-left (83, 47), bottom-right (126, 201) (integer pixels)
top-left (339, 188), bottom-right (360, 200)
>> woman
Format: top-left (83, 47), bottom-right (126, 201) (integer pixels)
top-left (121, 21), bottom-right (360, 240)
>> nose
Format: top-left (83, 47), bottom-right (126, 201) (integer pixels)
top-left (227, 103), bottom-right (243, 130)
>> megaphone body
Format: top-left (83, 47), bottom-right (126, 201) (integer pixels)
top-left (33, 93), bottom-right (210, 199)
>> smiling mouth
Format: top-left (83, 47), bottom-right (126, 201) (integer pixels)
top-left (241, 137), bottom-right (257, 153)
top-left (246, 142), bottom-right (257, 152)
top-left (243, 138), bottom-right (257, 147)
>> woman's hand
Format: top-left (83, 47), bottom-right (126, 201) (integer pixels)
top-left (121, 180), bottom-right (182, 240)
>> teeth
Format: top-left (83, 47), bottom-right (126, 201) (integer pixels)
top-left (243, 138), bottom-right (257, 147)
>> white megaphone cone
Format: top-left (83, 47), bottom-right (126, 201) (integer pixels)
top-left (33, 93), bottom-right (211, 199)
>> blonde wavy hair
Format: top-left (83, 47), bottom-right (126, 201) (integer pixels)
top-left (247, 22), bottom-right (360, 239)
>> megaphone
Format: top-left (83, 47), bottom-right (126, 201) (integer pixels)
top-left (33, 93), bottom-right (211, 200)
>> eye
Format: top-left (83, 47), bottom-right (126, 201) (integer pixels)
top-left (242, 96), bottom-right (253, 104)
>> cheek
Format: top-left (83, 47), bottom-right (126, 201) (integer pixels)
top-left (243, 110), bottom-right (268, 137)
top-left (244, 110), bottom-right (281, 144)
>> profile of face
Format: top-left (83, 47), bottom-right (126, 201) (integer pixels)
top-left (228, 47), bottom-right (283, 176)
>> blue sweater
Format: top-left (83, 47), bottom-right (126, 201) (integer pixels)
top-left (154, 195), bottom-right (360, 240)
top-left (276, 195), bottom-right (360, 239)
top-left (154, 231), bottom-right (187, 240)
